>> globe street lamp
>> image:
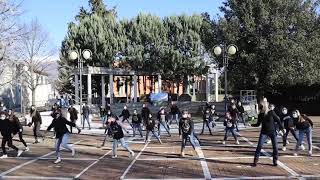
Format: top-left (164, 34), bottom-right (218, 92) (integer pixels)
top-left (213, 44), bottom-right (238, 115)
top-left (69, 49), bottom-right (91, 126)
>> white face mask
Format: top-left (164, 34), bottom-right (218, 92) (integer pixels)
top-left (182, 114), bottom-right (188, 118)
top-left (292, 113), bottom-right (298, 118)
top-left (133, 111), bottom-right (137, 114)
top-left (282, 109), bottom-right (288, 115)
top-left (124, 107), bottom-right (127, 110)
top-left (0, 115), bottom-right (5, 120)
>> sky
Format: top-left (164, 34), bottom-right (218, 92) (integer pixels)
top-left (21, 0), bottom-right (225, 49)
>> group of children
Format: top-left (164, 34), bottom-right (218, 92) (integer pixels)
top-left (0, 99), bottom-right (314, 166)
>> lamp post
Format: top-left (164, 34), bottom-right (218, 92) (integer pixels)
top-left (21, 65), bottom-right (28, 123)
top-left (213, 44), bottom-right (238, 115)
top-left (69, 49), bottom-right (92, 126)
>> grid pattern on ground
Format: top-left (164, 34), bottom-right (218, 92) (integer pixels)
top-left (1, 118), bottom-right (320, 179)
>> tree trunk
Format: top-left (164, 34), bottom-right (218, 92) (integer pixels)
top-left (32, 88), bottom-right (36, 106)
top-left (183, 75), bottom-right (188, 94)
top-left (143, 76), bottom-right (147, 94)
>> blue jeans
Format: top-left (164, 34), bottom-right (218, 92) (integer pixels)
top-left (158, 120), bottom-right (171, 136)
top-left (181, 134), bottom-right (196, 151)
top-left (295, 127), bottom-right (312, 152)
top-left (82, 115), bottom-right (91, 129)
top-left (112, 138), bottom-right (132, 156)
top-left (224, 127), bottom-right (238, 141)
top-left (146, 130), bottom-right (162, 143)
top-left (101, 116), bottom-right (106, 125)
top-left (55, 133), bottom-right (73, 158)
top-left (170, 114), bottom-right (179, 126)
top-left (132, 123), bottom-right (143, 137)
top-left (255, 132), bottom-right (278, 161)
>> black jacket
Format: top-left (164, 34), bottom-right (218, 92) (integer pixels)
top-left (109, 121), bottom-right (126, 140)
top-left (119, 109), bottom-right (130, 119)
top-left (295, 116), bottom-right (313, 130)
top-left (157, 111), bottom-right (168, 122)
top-left (224, 117), bottom-right (236, 128)
top-left (252, 111), bottom-right (284, 135)
top-left (237, 105), bottom-right (245, 114)
top-left (179, 118), bottom-right (194, 136)
top-left (146, 117), bottom-right (155, 131)
top-left (132, 114), bottom-right (142, 124)
top-left (9, 115), bottom-right (22, 135)
top-left (0, 119), bottom-right (12, 136)
top-left (30, 110), bottom-right (42, 124)
top-left (203, 112), bottom-right (213, 122)
top-left (68, 107), bottom-right (78, 120)
top-left (47, 116), bottom-right (76, 138)
top-left (141, 107), bottom-right (150, 120)
top-left (171, 105), bottom-right (180, 114)
top-left (282, 115), bottom-right (295, 129)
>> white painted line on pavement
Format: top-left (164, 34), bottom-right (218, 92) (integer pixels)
top-left (240, 136), bottom-right (303, 179)
top-left (0, 140), bottom-right (83, 177)
top-left (211, 175), bottom-right (293, 180)
top-left (74, 150), bottom-right (112, 179)
top-left (1, 175), bottom-right (73, 180)
top-left (195, 144), bottom-right (212, 179)
top-left (120, 142), bottom-right (149, 180)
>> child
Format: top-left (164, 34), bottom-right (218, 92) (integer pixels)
top-left (222, 112), bottom-right (239, 145)
top-left (131, 109), bottom-right (143, 138)
top-left (200, 109), bottom-right (213, 135)
top-left (157, 108), bottom-right (171, 137)
top-left (119, 105), bottom-right (130, 124)
top-left (46, 110), bottom-right (81, 164)
top-left (293, 110), bottom-right (313, 156)
top-left (179, 110), bottom-right (196, 157)
top-left (8, 109), bottom-right (29, 151)
top-left (108, 116), bottom-right (135, 158)
top-left (0, 112), bottom-right (23, 158)
top-left (145, 114), bottom-right (162, 144)
top-left (280, 107), bottom-right (298, 151)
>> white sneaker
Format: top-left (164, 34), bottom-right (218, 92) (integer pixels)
top-left (300, 145), bottom-right (305, 151)
top-left (282, 147), bottom-right (287, 151)
top-left (0, 154), bottom-right (8, 159)
top-left (129, 151), bottom-right (135, 158)
top-left (266, 140), bottom-right (271, 144)
top-left (222, 141), bottom-right (226, 145)
top-left (71, 148), bottom-right (75, 157)
top-left (308, 151), bottom-right (312, 156)
top-left (236, 140), bottom-right (240, 145)
top-left (17, 150), bottom-right (23, 157)
top-left (54, 158), bottom-right (61, 164)
top-left (293, 153), bottom-right (298, 156)
top-left (25, 147), bottom-right (29, 152)
top-left (112, 155), bottom-right (117, 158)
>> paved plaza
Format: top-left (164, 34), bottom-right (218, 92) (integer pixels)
top-left (0, 117), bottom-right (319, 180)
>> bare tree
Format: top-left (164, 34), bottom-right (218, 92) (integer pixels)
top-left (16, 20), bottom-right (56, 105)
top-left (0, 0), bottom-right (24, 85)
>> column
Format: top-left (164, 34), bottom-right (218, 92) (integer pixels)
top-left (87, 74), bottom-right (92, 105)
top-left (192, 78), bottom-right (196, 96)
top-left (158, 74), bottom-right (162, 93)
top-left (133, 74), bottom-right (137, 103)
top-left (101, 75), bottom-right (106, 107)
top-left (109, 74), bottom-right (114, 104)
top-left (206, 73), bottom-right (210, 102)
top-left (75, 74), bottom-right (79, 105)
top-left (215, 72), bottom-right (219, 102)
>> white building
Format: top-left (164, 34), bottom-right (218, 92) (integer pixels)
top-left (0, 60), bottom-right (55, 110)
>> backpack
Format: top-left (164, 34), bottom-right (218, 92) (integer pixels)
top-left (182, 120), bottom-right (190, 133)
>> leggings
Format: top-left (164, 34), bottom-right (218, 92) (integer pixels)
top-left (16, 132), bottom-right (27, 147)
top-left (2, 135), bottom-right (19, 155)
